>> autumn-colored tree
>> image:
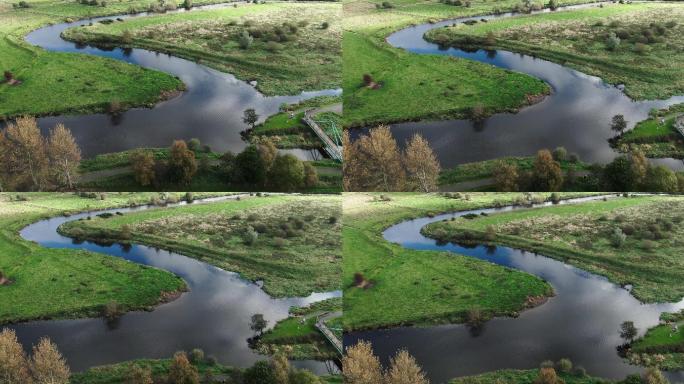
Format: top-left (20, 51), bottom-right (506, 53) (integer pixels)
top-left (342, 130), bottom-right (367, 191)
top-left (257, 137), bottom-right (278, 172)
top-left (303, 162), bottom-right (318, 188)
top-left (628, 149), bottom-right (649, 189)
top-left (167, 351), bottom-right (199, 384)
top-left (532, 149), bottom-right (563, 191)
top-left (403, 134), bottom-right (440, 192)
top-left (351, 126), bottom-right (406, 191)
top-left (271, 352), bottom-right (290, 384)
top-left (47, 124), bottom-right (81, 189)
top-left (642, 368), bottom-right (668, 384)
top-left (1, 117), bottom-right (48, 190)
top-left (493, 162), bottom-right (519, 192)
top-left (131, 150), bottom-right (156, 186)
top-left (268, 154), bottom-right (304, 191)
top-left (342, 340), bottom-right (383, 384)
top-left (385, 349), bottom-right (429, 384)
top-left (30, 337), bottom-right (70, 384)
top-left (167, 140), bottom-right (197, 185)
top-left (534, 367), bottom-right (563, 384)
top-left (0, 328), bottom-right (33, 384)
top-left (128, 365), bottom-right (153, 384)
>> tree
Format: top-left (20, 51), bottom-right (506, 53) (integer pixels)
top-left (602, 155), bottom-right (635, 191)
top-left (243, 109), bottom-right (259, 129)
top-left (532, 149), bottom-right (563, 191)
top-left (271, 352), bottom-right (290, 384)
top-left (30, 337), bottom-right (70, 384)
top-left (403, 134), bottom-right (441, 192)
top-left (234, 145), bottom-right (266, 185)
top-left (620, 321), bottom-right (638, 342)
top-left (347, 125), bottom-right (405, 191)
top-left (552, 146), bottom-right (567, 162)
top-left (493, 162), bottom-right (519, 192)
top-left (167, 140), bottom-right (197, 185)
top-left (644, 165), bottom-right (678, 192)
top-left (128, 365), bottom-right (153, 384)
top-left (303, 162), bottom-right (318, 188)
top-left (168, 351), bottom-right (199, 384)
top-left (47, 124), bottom-right (81, 189)
top-left (0, 328), bottom-right (32, 384)
top-left (629, 149), bottom-right (649, 188)
top-left (677, 173), bottom-right (684, 193)
top-left (534, 367), bottom-right (563, 384)
top-left (1, 116), bottom-right (48, 190)
top-left (256, 137), bottom-right (278, 172)
top-left (250, 314), bottom-right (268, 336)
top-left (244, 360), bottom-right (276, 384)
top-left (131, 150), bottom-right (156, 186)
top-left (385, 349), bottom-right (429, 384)
top-left (642, 368), bottom-right (668, 384)
top-left (342, 340), bottom-right (383, 384)
top-left (611, 114), bottom-right (627, 134)
top-left (268, 154), bottom-right (305, 191)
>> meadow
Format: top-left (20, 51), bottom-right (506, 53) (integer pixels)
top-left (0, 0), bottom-right (200, 119)
top-left (424, 195), bottom-right (684, 303)
top-left (0, 192), bottom-right (214, 324)
top-left (616, 103), bottom-right (684, 159)
top-left (426, 2), bottom-right (684, 100)
top-left (449, 368), bottom-right (615, 384)
top-left (63, 2), bottom-right (342, 96)
top-left (60, 194), bottom-right (342, 297)
top-left (342, 192), bottom-right (597, 330)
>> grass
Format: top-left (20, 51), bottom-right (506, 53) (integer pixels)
top-left (449, 368), bottom-right (612, 384)
top-left (424, 195), bottom-right (684, 303)
top-left (0, 192), bottom-right (215, 324)
top-left (341, 193), bottom-right (602, 330)
top-left (426, 2), bottom-right (684, 100)
top-left (63, 2), bottom-right (341, 96)
top-left (615, 103), bottom-right (684, 159)
top-left (79, 147), bottom-right (220, 172)
top-left (60, 194), bottom-right (342, 298)
top-left (439, 156), bottom-right (591, 185)
top-left (256, 297), bottom-right (341, 360)
top-left (628, 309), bottom-right (684, 370)
top-left (0, 0), bottom-right (204, 119)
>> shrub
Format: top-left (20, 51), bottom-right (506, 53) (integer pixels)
top-left (573, 365), bottom-right (587, 377)
top-left (273, 237), bottom-right (286, 248)
top-left (552, 146), bottom-right (567, 162)
top-left (321, 21), bottom-right (329, 29)
top-left (242, 226), bottom-right (258, 245)
top-left (605, 32), bottom-right (620, 51)
top-left (466, 308), bottom-right (484, 326)
top-left (103, 300), bottom-right (123, 319)
top-left (238, 30), bottom-right (253, 49)
top-left (633, 42), bottom-right (648, 54)
top-left (189, 348), bottom-right (204, 364)
top-left (555, 358), bottom-right (572, 373)
top-left (610, 227), bottom-right (626, 248)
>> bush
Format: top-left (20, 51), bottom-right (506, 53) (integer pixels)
top-left (189, 348), bottom-right (204, 364)
top-left (633, 42), bottom-right (648, 54)
top-left (555, 358), bottom-right (572, 373)
top-left (321, 21), bottom-right (329, 29)
top-left (103, 301), bottom-right (123, 319)
top-left (242, 226), bottom-right (258, 245)
top-left (552, 147), bottom-right (567, 162)
top-left (610, 227), bottom-right (627, 248)
top-left (605, 32), bottom-right (620, 51)
top-left (238, 30), bottom-right (253, 49)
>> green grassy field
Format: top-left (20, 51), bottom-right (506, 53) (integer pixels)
top-left (0, 192), bottom-right (213, 324)
top-left (424, 195), bottom-right (684, 303)
top-left (616, 104), bottom-right (684, 159)
top-left (341, 193), bottom-right (608, 330)
top-left (256, 297), bottom-right (341, 360)
top-left (426, 2), bottom-right (684, 101)
top-left (449, 368), bottom-right (613, 384)
top-left (60, 194), bottom-right (341, 297)
top-left (63, 2), bottom-right (341, 96)
top-left (628, 309), bottom-right (684, 370)
top-left (0, 0), bottom-right (200, 119)
top-left (342, 0), bottom-right (612, 127)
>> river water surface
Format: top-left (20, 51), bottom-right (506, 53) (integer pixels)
top-left (344, 195), bottom-right (684, 383)
top-left (8, 196), bottom-right (341, 374)
top-left (22, 4), bottom-right (340, 159)
top-left (377, 3), bottom-right (684, 170)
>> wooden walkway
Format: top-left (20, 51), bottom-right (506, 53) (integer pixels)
top-left (303, 109), bottom-right (343, 162)
top-left (675, 115), bottom-right (684, 138)
top-left (315, 311), bottom-right (343, 357)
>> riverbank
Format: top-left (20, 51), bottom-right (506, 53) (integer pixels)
top-left (426, 2), bottom-right (684, 101)
top-left (0, 193), bottom-right (227, 324)
top-left (448, 367), bottom-right (619, 383)
top-left (423, 195), bottom-right (684, 303)
top-left (61, 1), bottom-right (341, 96)
top-left (342, 193), bottom-right (602, 331)
top-left (59, 194), bottom-right (341, 298)
top-left (628, 309), bottom-right (684, 370)
top-left (615, 104), bottom-right (684, 159)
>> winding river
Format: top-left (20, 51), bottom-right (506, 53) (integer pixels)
top-left (344, 195), bottom-right (684, 383)
top-left (22, 3), bottom-right (340, 159)
top-left (379, 3), bottom-right (684, 170)
top-left (7, 195), bottom-right (341, 374)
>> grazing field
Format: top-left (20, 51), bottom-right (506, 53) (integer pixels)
top-left (341, 193), bottom-right (608, 330)
top-left (616, 104), bottom-right (684, 159)
top-left (449, 368), bottom-right (615, 384)
top-left (0, 192), bottom-right (213, 324)
top-left (424, 195), bottom-right (684, 303)
top-left (256, 297), bottom-right (341, 360)
top-left (61, 194), bottom-right (342, 297)
top-left (426, 2), bottom-right (684, 100)
top-left (0, 0), bottom-right (197, 119)
top-left (63, 2), bottom-right (341, 96)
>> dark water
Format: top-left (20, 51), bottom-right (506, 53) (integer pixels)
top-left (377, 3), bottom-right (684, 169)
top-left (21, 4), bottom-right (340, 159)
top-left (344, 195), bottom-right (684, 383)
top-left (8, 196), bottom-right (341, 374)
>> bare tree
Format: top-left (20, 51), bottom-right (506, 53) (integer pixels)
top-left (403, 134), bottom-right (440, 192)
top-left (342, 340), bottom-right (383, 384)
top-left (348, 125), bottom-right (405, 191)
top-left (47, 124), bottom-right (81, 189)
top-left (0, 328), bottom-right (32, 384)
top-left (30, 337), bottom-right (70, 384)
top-left (1, 117), bottom-right (48, 190)
top-left (385, 349), bottom-right (429, 384)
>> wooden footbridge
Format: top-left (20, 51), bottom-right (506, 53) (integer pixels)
top-left (675, 115), bottom-right (684, 138)
top-left (303, 106), bottom-right (343, 162)
top-left (315, 311), bottom-right (343, 357)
